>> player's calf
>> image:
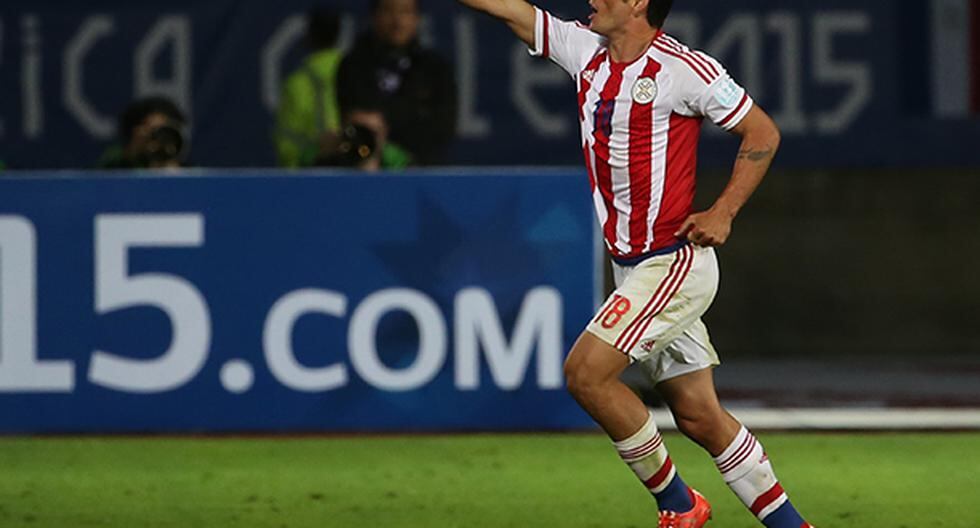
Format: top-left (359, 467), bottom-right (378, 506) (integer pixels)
top-left (671, 404), bottom-right (740, 455)
top-left (615, 410), bottom-right (699, 516)
top-left (564, 334), bottom-right (704, 519)
top-left (563, 332), bottom-right (650, 439)
top-left (714, 426), bottom-right (813, 528)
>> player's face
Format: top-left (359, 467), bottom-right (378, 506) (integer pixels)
top-left (588, 0), bottom-right (633, 36)
top-left (373, 0), bottom-right (420, 48)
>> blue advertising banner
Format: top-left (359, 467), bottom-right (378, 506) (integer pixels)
top-left (1, 0), bottom-right (977, 169)
top-left (0, 169), bottom-right (597, 432)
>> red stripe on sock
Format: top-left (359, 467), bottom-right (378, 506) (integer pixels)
top-left (750, 482), bottom-right (786, 516)
top-left (716, 433), bottom-right (751, 467)
top-left (717, 433), bottom-right (755, 473)
top-left (623, 437), bottom-right (663, 461)
top-left (644, 457), bottom-right (674, 490)
top-left (619, 433), bottom-right (663, 460)
top-left (719, 436), bottom-right (757, 474)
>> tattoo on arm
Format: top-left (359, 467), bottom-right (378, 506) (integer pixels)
top-left (737, 147), bottom-right (774, 162)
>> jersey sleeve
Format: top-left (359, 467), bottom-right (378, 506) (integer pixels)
top-left (672, 50), bottom-right (754, 131)
top-left (527, 7), bottom-right (604, 78)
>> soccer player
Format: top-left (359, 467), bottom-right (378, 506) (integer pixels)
top-left (453, 1), bottom-right (815, 527)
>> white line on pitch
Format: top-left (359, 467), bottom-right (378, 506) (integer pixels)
top-left (649, 408), bottom-right (980, 430)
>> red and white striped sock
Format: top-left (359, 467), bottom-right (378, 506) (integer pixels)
top-left (714, 426), bottom-right (807, 527)
top-left (613, 411), bottom-right (693, 512)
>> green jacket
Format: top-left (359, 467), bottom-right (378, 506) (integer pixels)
top-left (275, 49), bottom-right (344, 167)
top-left (275, 49), bottom-right (412, 170)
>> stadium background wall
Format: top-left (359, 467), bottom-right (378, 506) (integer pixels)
top-left (1, 0), bottom-right (978, 169)
top-left (1, 168), bottom-right (977, 432)
top-left (1, 0), bottom-right (978, 432)
top-left (694, 168), bottom-right (980, 360)
top-left (0, 170), bottom-right (599, 433)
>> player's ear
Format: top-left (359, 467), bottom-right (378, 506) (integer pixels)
top-left (632, 0), bottom-right (650, 20)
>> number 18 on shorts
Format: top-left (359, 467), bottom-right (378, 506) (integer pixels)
top-left (586, 244), bottom-right (722, 382)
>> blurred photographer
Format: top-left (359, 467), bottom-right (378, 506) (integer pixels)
top-left (338, 0), bottom-right (457, 166)
top-left (99, 97), bottom-right (188, 169)
top-left (315, 101), bottom-right (411, 171)
top-left (275, 7), bottom-right (344, 167)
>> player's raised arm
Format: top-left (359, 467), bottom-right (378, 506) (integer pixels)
top-left (456, 0), bottom-right (537, 47)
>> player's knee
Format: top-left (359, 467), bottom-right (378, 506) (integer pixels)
top-left (563, 351), bottom-right (602, 403)
top-left (564, 333), bottom-right (628, 404)
top-left (563, 354), bottom-right (590, 400)
top-left (673, 407), bottom-right (726, 446)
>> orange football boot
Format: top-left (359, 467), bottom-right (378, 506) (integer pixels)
top-left (657, 490), bottom-right (712, 527)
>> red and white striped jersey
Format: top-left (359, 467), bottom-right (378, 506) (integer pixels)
top-left (529, 8), bottom-right (754, 261)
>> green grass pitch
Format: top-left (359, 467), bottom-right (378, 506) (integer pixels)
top-left (1, 432), bottom-right (977, 527)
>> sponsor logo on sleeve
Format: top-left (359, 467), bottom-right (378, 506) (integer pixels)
top-left (714, 78), bottom-right (740, 108)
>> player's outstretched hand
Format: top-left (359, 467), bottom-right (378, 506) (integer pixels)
top-left (674, 208), bottom-right (733, 247)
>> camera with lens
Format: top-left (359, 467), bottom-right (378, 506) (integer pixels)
top-left (102, 97), bottom-right (189, 170)
top-left (315, 123), bottom-right (378, 168)
top-left (139, 121), bottom-right (186, 167)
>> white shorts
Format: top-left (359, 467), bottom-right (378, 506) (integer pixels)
top-left (586, 244), bottom-right (720, 383)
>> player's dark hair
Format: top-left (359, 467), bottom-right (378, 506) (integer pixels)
top-left (646, 0), bottom-right (673, 28)
top-left (117, 97), bottom-right (185, 143)
top-left (307, 7), bottom-right (340, 50)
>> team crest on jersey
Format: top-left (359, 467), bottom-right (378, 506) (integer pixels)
top-left (632, 77), bottom-right (658, 104)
